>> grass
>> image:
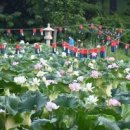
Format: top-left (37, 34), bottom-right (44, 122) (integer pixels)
top-left (107, 46), bottom-right (130, 60)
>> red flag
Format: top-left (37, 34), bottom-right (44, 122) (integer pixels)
top-left (33, 28), bottom-right (37, 35)
top-left (40, 28), bottom-right (44, 36)
top-left (7, 29), bottom-right (11, 35)
top-left (20, 29), bottom-right (24, 36)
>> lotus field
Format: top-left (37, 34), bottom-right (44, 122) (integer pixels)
top-left (1, 43), bottom-right (130, 130)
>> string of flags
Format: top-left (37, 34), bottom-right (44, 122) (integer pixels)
top-left (0, 22), bottom-right (130, 57)
top-left (0, 22), bottom-right (129, 36)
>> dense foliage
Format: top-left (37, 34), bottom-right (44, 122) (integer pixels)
top-left (0, 43), bottom-right (130, 129)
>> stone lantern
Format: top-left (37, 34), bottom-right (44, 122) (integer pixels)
top-left (44, 23), bottom-right (54, 46)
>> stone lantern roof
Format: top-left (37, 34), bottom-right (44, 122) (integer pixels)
top-left (44, 23), bottom-right (54, 31)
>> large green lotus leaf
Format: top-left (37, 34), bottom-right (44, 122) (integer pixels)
top-left (126, 82), bottom-right (130, 91)
top-left (98, 116), bottom-right (120, 130)
top-left (55, 94), bottom-right (79, 108)
top-left (121, 104), bottom-right (130, 121)
top-left (112, 88), bottom-right (130, 104)
top-left (6, 95), bottom-right (20, 115)
top-left (76, 114), bottom-right (98, 130)
top-left (87, 107), bottom-right (121, 121)
top-left (118, 120), bottom-right (130, 130)
top-left (0, 80), bottom-right (28, 94)
top-left (0, 96), bottom-right (6, 108)
top-left (31, 118), bottom-right (57, 130)
top-left (0, 71), bottom-right (13, 82)
top-left (19, 91), bottom-right (48, 112)
top-left (48, 82), bottom-right (69, 93)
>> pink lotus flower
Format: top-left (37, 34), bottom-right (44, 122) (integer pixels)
top-left (91, 70), bottom-right (102, 78)
top-left (34, 63), bottom-right (42, 70)
top-left (107, 63), bottom-right (119, 69)
top-left (69, 82), bottom-right (81, 92)
top-left (126, 74), bottom-right (130, 80)
top-left (105, 57), bottom-right (115, 62)
top-left (108, 98), bottom-right (121, 107)
top-left (92, 52), bottom-right (97, 57)
top-left (45, 101), bottom-right (59, 112)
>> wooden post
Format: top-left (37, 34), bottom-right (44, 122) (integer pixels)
top-left (53, 28), bottom-right (57, 43)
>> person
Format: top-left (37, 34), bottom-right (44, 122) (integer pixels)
top-left (68, 36), bottom-right (75, 47)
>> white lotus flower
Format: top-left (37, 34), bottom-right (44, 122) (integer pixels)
top-left (56, 51), bottom-right (59, 55)
top-left (12, 61), bottom-right (19, 66)
top-left (74, 58), bottom-right (78, 62)
top-left (42, 77), bottom-right (46, 82)
top-left (82, 83), bottom-right (94, 92)
top-left (67, 66), bottom-right (73, 73)
top-left (20, 40), bottom-right (25, 44)
top-left (30, 78), bottom-right (40, 86)
top-left (61, 52), bottom-right (66, 57)
top-left (21, 49), bottom-right (25, 53)
top-left (88, 62), bottom-right (94, 69)
top-left (9, 55), bottom-right (15, 58)
top-left (14, 76), bottom-right (26, 84)
top-left (36, 71), bottom-right (45, 77)
top-left (124, 68), bottom-right (130, 74)
top-left (45, 101), bottom-right (59, 112)
top-left (44, 80), bottom-right (56, 87)
top-left (73, 71), bottom-right (79, 76)
top-left (46, 66), bottom-right (52, 72)
top-left (49, 57), bottom-right (53, 60)
top-left (26, 42), bottom-right (29, 45)
top-left (3, 54), bottom-right (8, 59)
top-left (91, 60), bottom-right (96, 63)
top-left (85, 95), bottom-right (98, 105)
top-left (77, 76), bottom-right (84, 82)
top-left (40, 58), bottom-right (48, 66)
top-left (0, 109), bottom-right (5, 113)
top-left (30, 55), bottom-right (36, 60)
top-left (97, 45), bottom-right (101, 48)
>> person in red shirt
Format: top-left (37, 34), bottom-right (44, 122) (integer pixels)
top-left (106, 36), bottom-right (111, 45)
top-left (111, 40), bottom-right (116, 52)
top-left (0, 44), bottom-right (6, 54)
top-left (83, 49), bottom-right (88, 58)
top-left (100, 46), bottom-right (106, 58)
top-left (79, 48), bottom-right (84, 58)
top-left (125, 44), bottom-right (129, 55)
top-left (62, 41), bottom-right (67, 52)
top-left (16, 44), bottom-right (21, 54)
top-left (52, 42), bottom-right (57, 53)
